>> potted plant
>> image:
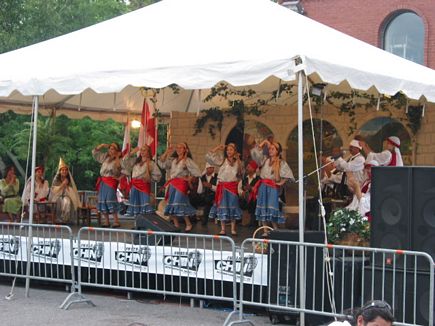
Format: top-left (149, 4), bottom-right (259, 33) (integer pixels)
top-left (326, 208), bottom-right (370, 246)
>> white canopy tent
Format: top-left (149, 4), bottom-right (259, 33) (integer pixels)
top-left (1, 0), bottom-right (435, 314)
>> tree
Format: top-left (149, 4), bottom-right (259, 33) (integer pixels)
top-left (0, 0), bottom-right (158, 54)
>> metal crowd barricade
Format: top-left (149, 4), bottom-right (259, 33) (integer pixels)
top-left (229, 238), bottom-right (434, 326)
top-left (63, 227), bottom-right (240, 313)
top-left (0, 222), bottom-right (92, 308)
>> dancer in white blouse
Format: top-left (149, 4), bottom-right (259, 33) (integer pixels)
top-left (122, 144), bottom-right (162, 216)
top-left (206, 143), bottom-right (243, 236)
top-left (251, 139), bottom-right (294, 230)
top-left (159, 143), bottom-right (201, 232)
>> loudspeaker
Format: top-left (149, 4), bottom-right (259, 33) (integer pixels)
top-left (268, 230), bottom-right (329, 325)
top-left (134, 213), bottom-right (179, 245)
top-left (364, 266), bottom-right (434, 325)
top-left (410, 167), bottom-right (435, 265)
top-left (371, 167), bottom-right (435, 270)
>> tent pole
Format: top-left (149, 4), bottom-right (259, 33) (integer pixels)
top-left (25, 95), bottom-right (39, 297)
top-left (297, 71), bottom-right (306, 325)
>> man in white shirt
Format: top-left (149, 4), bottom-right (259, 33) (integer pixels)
top-left (361, 136), bottom-right (403, 167)
top-left (333, 140), bottom-right (365, 194)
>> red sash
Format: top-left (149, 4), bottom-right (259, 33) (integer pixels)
top-left (96, 176), bottom-right (119, 191)
top-left (164, 178), bottom-right (189, 200)
top-left (118, 176), bottom-right (131, 194)
top-left (361, 180), bottom-right (370, 194)
top-left (131, 178), bottom-right (151, 195)
top-left (388, 151), bottom-right (397, 166)
top-left (249, 179), bottom-right (279, 203)
top-left (214, 181), bottom-right (238, 207)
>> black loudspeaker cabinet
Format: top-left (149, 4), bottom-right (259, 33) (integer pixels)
top-left (364, 266), bottom-right (434, 325)
top-left (371, 167), bottom-right (435, 271)
top-left (134, 213), bottom-right (179, 245)
top-left (268, 230), bottom-right (330, 325)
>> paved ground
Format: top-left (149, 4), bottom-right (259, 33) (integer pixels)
top-left (0, 281), bottom-right (271, 326)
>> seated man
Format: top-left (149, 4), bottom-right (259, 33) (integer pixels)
top-left (320, 153), bottom-right (343, 198)
top-left (238, 160), bottom-right (260, 226)
top-left (333, 139), bottom-right (365, 194)
top-left (346, 160), bottom-right (379, 220)
top-left (197, 162), bottom-right (218, 225)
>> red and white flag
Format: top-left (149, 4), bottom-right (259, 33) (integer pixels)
top-left (121, 119), bottom-right (131, 158)
top-left (138, 98), bottom-right (157, 157)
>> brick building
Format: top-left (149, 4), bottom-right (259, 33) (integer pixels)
top-left (292, 0), bottom-right (435, 69)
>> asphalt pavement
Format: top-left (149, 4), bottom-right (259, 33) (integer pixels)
top-left (0, 280), bottom-right (271, 326)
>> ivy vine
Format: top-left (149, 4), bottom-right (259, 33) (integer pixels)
top-left (194, 82), bottom-right (295, 138)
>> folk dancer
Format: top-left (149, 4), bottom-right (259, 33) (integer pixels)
top-left (122, 145), bottom-right (162, 216)
top-left (159, 143), bottom-right (201, 232)
top-left (250, 140), bottom-right (294, 230)
top-left (206, 143), bottom-right (243, 236)
top-left (93, 143), bottom-right (122, 227)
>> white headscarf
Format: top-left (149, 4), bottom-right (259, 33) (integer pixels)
top-left (387, 136), bottom-right (403, 167)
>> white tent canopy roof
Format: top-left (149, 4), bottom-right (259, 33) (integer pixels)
top-left (0, 0), bottom-right (435, 120)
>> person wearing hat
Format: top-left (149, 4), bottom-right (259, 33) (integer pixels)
top-left (346, 160), bottom-right (379, 220)
top-left (49, 158), bottom-right (80, 224)
top-left (93, 143), bottom-right (122, 227)
top-left (250, 139), bottom-right (294, 231)
top-left (121, 145), bottom-right (162, 216)
top-left (206, 143), bottom-right (243, 236)
top-left (361, 136), bottom-right (403, 167)
top-left (22, 166), bottom-right (50, 208)
top-left (159, 142), bottom-right (201, 232)
top-left (333, 139), bottom-right (366, 193)
top-left (0, 166), bottom-right (22, 222)
top-left (197, 162), bottom-right (218, 226)
top-left (238, 160), bottom-right (261, 227)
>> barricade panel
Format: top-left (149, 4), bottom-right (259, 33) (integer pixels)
top-left (237, 238), bottom-right (434, 326)
top-left (0, 222), bottom-right (75, 286)
top-left (75, 228), bottom-right (244, 308)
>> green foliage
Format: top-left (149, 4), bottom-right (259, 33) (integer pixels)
top-left (194, 82), bottom-right (294, 137)
top-left (406, 105), bottom-right (423, 136)
top-left (326, 208), bottom-right (370, 243)
top-left (0, 111), bottom-right (124, 190)
top-left (0, 0), bottom-right (158, 54)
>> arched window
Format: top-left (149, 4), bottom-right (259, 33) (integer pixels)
top-left (359, 117), bottom-right (412, 164)
top-left (383, 11), bottom-right (424, 65)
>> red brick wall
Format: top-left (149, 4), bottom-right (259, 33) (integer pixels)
top-left (301, 0), bottom-right (435, 68)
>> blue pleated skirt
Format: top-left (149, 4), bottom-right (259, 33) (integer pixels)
top-left (209, 189), bottom-right (242, 221)
top-left (125, 187), bottom-right (155, 216)
top-left (97, 182), bottom-right (119, 214)
top-left (255, 183), bottom-right (285, 223)
top-left (164, 185), bottom-right (196, 217)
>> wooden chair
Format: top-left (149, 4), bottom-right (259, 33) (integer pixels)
top-left (77, 192), bottom-right (101, 226)
top-left (35, 202), bottom-right (57, 224)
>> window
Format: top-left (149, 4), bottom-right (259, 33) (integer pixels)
top-left (383, 11), bottom-right (424, 65)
